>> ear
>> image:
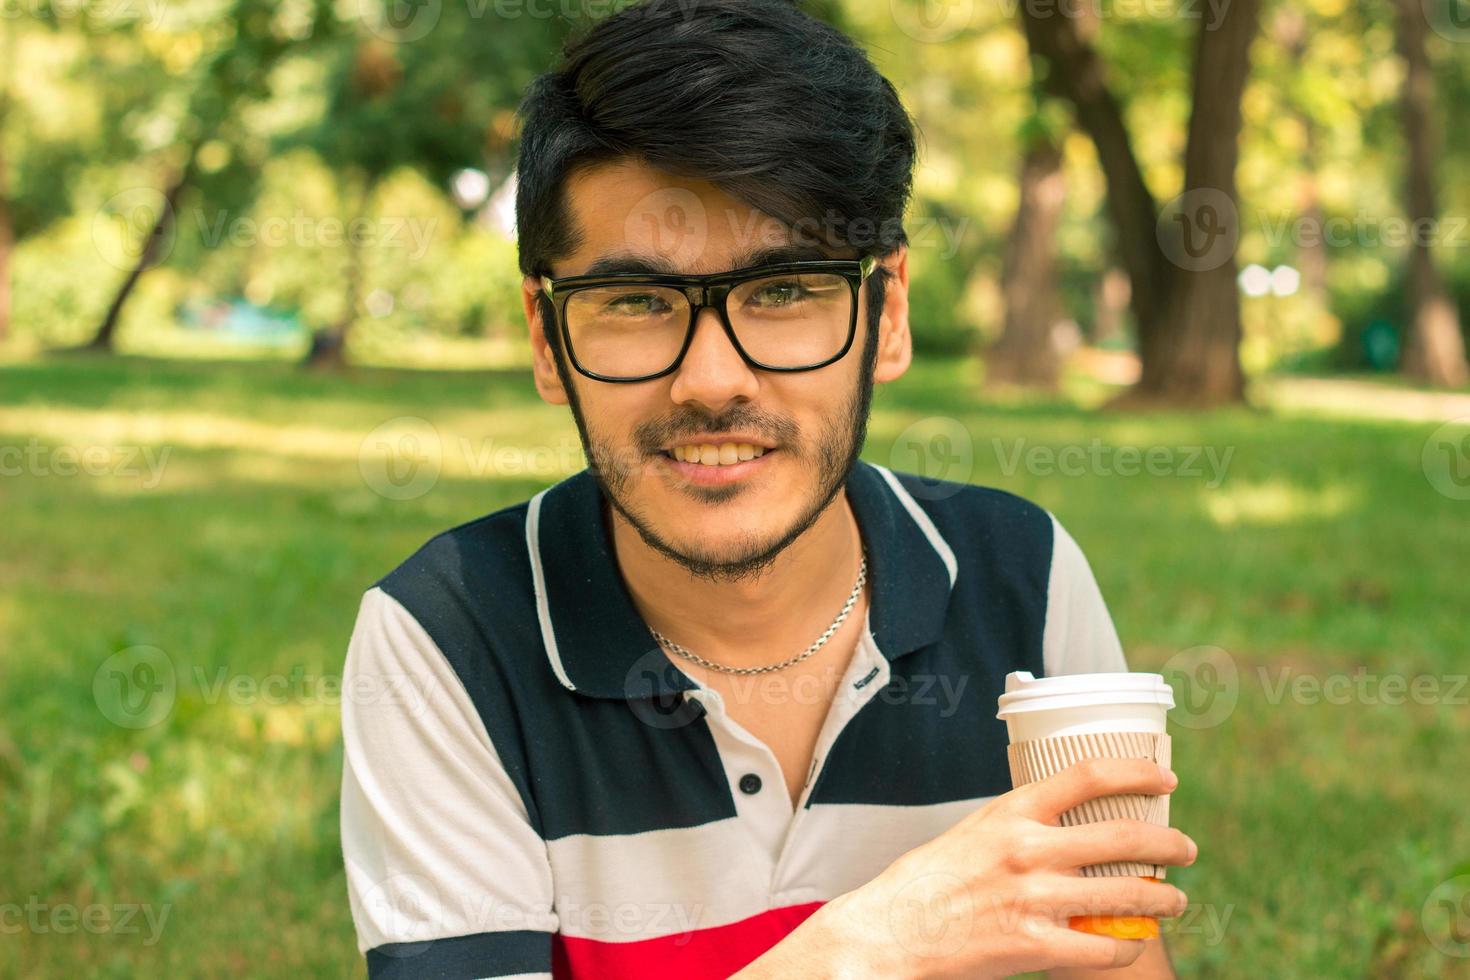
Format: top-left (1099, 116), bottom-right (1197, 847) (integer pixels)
top-left (523, 275), bottom-right (570, 406)
top-left (871, 246), bottom-right (912, 385)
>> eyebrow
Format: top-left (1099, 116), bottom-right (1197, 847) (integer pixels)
top-left (576, 243), bottom-right (850, 278)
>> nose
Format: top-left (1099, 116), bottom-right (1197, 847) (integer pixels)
top-left (667, 305), bottom-right (759, 409)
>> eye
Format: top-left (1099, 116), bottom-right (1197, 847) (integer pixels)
top-left (602, 292), bottom-right (674, 316)
top-left (747, 279), bottom-right (807, 308)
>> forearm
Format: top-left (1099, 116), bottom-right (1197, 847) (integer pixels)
top-left (732, 891), bottom-right (906, 980)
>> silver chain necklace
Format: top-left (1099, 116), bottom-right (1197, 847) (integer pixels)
top-left (650, 549), bottom-right (868, 675)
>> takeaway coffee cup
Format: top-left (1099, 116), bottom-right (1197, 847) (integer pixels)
top-left (996, 671), bottom-right (1176, 940)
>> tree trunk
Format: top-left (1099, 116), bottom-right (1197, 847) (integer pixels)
top-left (0, 26), bottom-right (14, 346)
top-left (1392, 0), bottom-right (1468, 387)
top-left (1133, 0), bottom-right (1260, 404)
top-left (1019, 10), bottom-right (1164, 341)
top-left (1274, 9), bottom-right (1329, 308)
top-left (88, 150), bottom-right (198, 352)
top-left (0, 133), bottom-right (11, 346)
top-left (304, 172), bottom-right (376, 370)
top-left (989, 136), bottom-right (1067, 388)
top-left (1019, 0), bottom-right (1262, 406)
top-left (1092, 266), bottom-right (1130, 345)
top-left (1295, 169), bottom-right (1329, 305)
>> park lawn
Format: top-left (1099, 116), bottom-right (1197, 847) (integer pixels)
top-left (1, 353), bottom-right (1466, 978)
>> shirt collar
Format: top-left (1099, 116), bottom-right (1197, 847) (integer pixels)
top-left (525, 458), bottom-right (958, 700)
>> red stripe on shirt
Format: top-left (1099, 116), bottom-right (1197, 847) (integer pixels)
top-left (552, 901), bottom-right (825, 979)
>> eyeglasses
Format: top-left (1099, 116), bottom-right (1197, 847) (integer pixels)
top-left (538, 255), bottom-right (878, 383)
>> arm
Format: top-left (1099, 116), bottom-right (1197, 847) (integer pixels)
top-left (340, 587), bottom-right (558, 978)
top-left (732, 758), bottom-right (1196, 980)
top-left (1043, 513), bottom-right (1127, 677)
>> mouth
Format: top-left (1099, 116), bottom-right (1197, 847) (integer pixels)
top-left (655, 442), bottom-right (781, 485)
top-left (658, 442), bottom-right (776, 466)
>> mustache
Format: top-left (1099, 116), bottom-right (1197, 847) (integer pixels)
top-left (637, 415), bottom-right (800, 455)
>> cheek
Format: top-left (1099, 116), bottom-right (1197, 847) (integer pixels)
top-left (582, 391), bottom-right (665, 463)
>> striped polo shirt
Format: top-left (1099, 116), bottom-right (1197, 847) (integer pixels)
top-left (340, 458), bottom-right (1128, 978)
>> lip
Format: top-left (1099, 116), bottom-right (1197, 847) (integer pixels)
top-left (658, 447), bottom-right (780, 486)
top-left (661, 435), bottom-right (779, 452)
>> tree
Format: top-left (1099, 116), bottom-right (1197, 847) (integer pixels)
top-left (0, 20), bottom-right (12, 345)
top-left (1390, 0), bottom-right (1468, 387)
top-left (297, 39), bottom-right (397, 369)
top-left (2, 12), bottom-right (92, 346)
top-left (1270, 8), bottom-right (1329, 311)
top-left (293, 7), bottom-right (564, 367)
top-left (1020, 0), bottom-right (1264, 406)
top-left (84, 0), bottom-right (333, 351)
top-left (988, 100), bottom-right (1067, 388)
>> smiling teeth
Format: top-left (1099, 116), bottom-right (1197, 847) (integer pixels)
top-left (671, 443), bottom-right (768, 465)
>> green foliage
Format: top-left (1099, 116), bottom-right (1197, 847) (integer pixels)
top-left (1332, 261), bottom-right (1470, 371)
top-left (10, 0), bottom-right (1468, 373)
top-left (906, 238), bottom-right (978, 356)
top-left (298, 4), bottom-right (565, 186)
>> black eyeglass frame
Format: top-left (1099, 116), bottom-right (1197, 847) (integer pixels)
top-left (538, 255), bottom-right (879, 383)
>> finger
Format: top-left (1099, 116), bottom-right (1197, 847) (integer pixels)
top-left (1037, 923), bottom-right (1149, 972)
top-left (1047, 819), bottom-right (1197, 871)
top-left (1033, 873), bottom-right (1189, 922)
top-left (1010, 758), bottom-right (1176, 822)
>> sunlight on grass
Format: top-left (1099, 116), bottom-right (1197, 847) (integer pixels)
top-left (1261, 377), bottom-right (1470, 423)
top-left (0, 406), bottom-right (364, 459)
top-left (229, 703), bottom-right (341, 750)
top-left (1203, 479), bottom-right (1361, 527)
top-left (0, 404), bottom-right (588, 490)
top-left (117, 326), bottom-right (531, 372)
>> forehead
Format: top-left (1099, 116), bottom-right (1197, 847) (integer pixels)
top-left (555, 157), bottom-right (826, 277)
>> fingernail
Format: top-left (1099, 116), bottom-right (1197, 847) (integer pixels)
top-left (1160, 766), bottom-right (1178, 789)
top-left (1187, 838), bottom-right (1198, 862)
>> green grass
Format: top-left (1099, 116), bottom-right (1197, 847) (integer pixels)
top-left (2, 353), bottom-right (1467, 977)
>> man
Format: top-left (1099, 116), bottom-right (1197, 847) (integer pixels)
top-left (339, 1), bottom-right (1197, 977)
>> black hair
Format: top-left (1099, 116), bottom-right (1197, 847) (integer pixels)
top-left (513, 0), bottom-right (917, 293)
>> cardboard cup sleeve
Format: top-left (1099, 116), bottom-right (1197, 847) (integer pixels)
top-left (1005, 731), bottom-right (1173, 879)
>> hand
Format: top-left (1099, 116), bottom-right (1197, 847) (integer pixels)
top-left (812, 758), bottom-right (1196, 980)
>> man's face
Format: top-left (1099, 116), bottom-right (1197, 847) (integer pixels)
top-left (522, 158), bottom-right (911, 583)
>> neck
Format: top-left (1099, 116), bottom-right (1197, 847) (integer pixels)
top-left (610, 492), bottom-right (866, 670)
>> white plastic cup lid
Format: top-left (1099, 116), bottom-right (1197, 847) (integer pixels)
top-left (995, 670), bottom-right (1175, 719)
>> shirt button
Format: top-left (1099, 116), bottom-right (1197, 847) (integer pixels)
top-left (738, 773), bottom-right (762, 795)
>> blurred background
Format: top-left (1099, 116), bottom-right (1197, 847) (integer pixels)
top-left (2, 0), bottom-right (1469, 976)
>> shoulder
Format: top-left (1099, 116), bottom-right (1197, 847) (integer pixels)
top-left (876, 464), bottom-right (1058, 580)
top-left (345, 498), bottom-right (556, 822)
top-left (874, 464), bottom-right (1124, 674)
top-left (361, 500), bottom-right (547, 679)
top-left (373, 500), bottom-right (534, 608)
